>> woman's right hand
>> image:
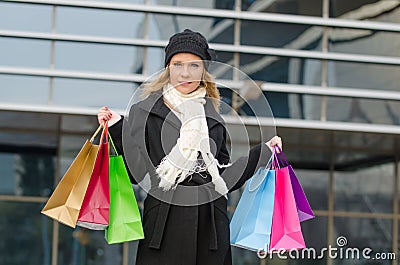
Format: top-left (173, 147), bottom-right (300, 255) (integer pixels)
top-left (97, 106), bottom-right (121, 127)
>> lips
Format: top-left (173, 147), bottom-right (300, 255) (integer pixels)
top-left (179, 81), bottom-right (192, 86)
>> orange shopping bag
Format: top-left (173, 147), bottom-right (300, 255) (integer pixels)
top-left (41, 125), bottom-right (102, 228)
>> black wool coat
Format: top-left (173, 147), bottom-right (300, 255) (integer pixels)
top-left (109, 91), bottom-right (270, 265)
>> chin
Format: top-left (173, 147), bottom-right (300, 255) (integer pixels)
top-left (177, 86), bottom-right (197, 94)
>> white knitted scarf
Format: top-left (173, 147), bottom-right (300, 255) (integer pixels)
top-left (155, 84), bottom-right (229, 195)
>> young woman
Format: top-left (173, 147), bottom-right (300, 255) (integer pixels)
top-left (98, 29), bottom-right (282, 265)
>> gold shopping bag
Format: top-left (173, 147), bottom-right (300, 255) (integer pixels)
top-left (41, 125), bottom-right (102, 228)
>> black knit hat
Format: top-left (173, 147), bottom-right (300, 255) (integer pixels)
top-left (164, 29), bottom-right (214, 67)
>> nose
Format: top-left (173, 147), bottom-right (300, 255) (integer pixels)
top-left (180, 63), bottom-right (191, 77)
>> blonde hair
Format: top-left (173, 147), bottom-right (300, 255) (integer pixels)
top-left (142, 66), bottom-right (221, 111)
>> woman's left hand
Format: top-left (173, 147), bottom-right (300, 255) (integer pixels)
top-left (265, 136), bottom-right (282, 153)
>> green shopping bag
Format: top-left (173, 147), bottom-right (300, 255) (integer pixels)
top-left (105, 135), bottom-right (144, 244)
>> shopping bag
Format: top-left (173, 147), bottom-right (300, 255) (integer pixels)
top-left (105, 135), bottom-right (144, 244)
top-left (230, 155), bottom-right (275, 252)
top-left (275, 146), bottom-right (314, 222)
top-left (77, 122), bottom-right (110, 230)
top-left (269, 148), bottom-right (305, 251)
top-left (41, 125), bottom-right (102, 228)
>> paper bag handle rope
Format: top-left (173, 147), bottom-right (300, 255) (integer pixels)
top-left (108, 132), bottom-right (119, 156)
top-left (90, 124), bottom-right (103, 143)
top-left (248, 154), bottom-right (274, 192)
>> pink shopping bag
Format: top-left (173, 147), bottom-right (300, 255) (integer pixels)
top-left (269, 149), bottom-right (306, 251)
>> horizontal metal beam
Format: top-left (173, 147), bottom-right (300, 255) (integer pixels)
top-left (4, 0), bottom-right (400, 32)
top-left (1, 102), bottom-right (400, 135)
top-left (261, 83), bottom-right (400, 101)
top-left (223, 116), bottom-right (400, 135)
top-left (2, 66), bottom-right (400, 102)
top-left (2, 30), bottom-right (400, 65)
top-left (0, 30), bottom-right (167, 47)
top-left (0, 66), bottom-right (148, 83)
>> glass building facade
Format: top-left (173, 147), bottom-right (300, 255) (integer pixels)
top-left (0, 0), bottom-right (399, 264)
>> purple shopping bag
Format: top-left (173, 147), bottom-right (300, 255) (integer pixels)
top-left (274, 146), bottom-right (314, 222)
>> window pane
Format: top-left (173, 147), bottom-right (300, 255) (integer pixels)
top-left (334, 161), bottom-right (394, 213)
top-left (143, 47), bottom-right (164, 75)
top-left (57, 7), bottom-right (145, 38)
top-left (0, 38), bottom-right (51, 68)
top-left (149, 14), bottom-right (223, 43)
top-left (0, 131), bottom-right (56, 197)
top-left (55, 42), bottom-right (137, 74)
top-left (0, 111), bottom-right (59, 131)
top-left (334, 131), bottom-right (396, 152)
top-left (328, 61), bottom-right (400, 91)
top-left (330, 0), bottom-right (390, 18)
top-left (294, 169), bottom-right (329, 211)
top-left (0, 202), bottom-right (53, 265)
top-left (53, 79), bottom-right (136, 109)
top-left (329, 28), bottom-right (400, 57)
top-left (333, 217), bottom-right (393, 265)
top-left (58, 226), bottom-right (122, 265)
top-left (242, 0), bottom-right (322, 16)
top-left (0, 2), bottom-right (52, 32)
top-left (0, 75), bottom-right (49, 104)
top-left (325, 97), bottom-right (400, 125)
top-left (241, 22), bottom-right (323, 52)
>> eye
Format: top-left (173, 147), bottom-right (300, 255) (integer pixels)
top-left (190, 63), bottom-right (200, 68)
top-left (172, 62), bottom-right (183, 67)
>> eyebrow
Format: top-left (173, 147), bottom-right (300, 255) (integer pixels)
top-left (170, 60), bottom-right (201, 63)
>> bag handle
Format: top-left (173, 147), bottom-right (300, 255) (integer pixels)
top-left (272, 145), bottom-right (285, 169)
top-left (90, 124), bottom-right (103, 143)
top-left (273, 145), bottom-right (289, 167)
top-left (108, 132), bottom-right (119, 156)
top-left (98, 121), bottom-right (109, 146)
top-left (248, 154), bottom-right (274, 192)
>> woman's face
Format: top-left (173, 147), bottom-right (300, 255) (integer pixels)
top-left (168, 53), bottom-right (204, 94)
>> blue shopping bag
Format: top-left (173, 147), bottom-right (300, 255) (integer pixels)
top-left (230, 155), bottom-right (275, 252)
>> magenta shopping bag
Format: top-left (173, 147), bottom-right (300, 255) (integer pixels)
top-left (269, 149), bottom-right (305, 251)
top-left (274, 146), bottom-right (314, 222)
top-left (77, 122), bottom-right (110, 230)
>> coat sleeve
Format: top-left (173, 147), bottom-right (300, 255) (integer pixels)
top-left (216, 126), bottom-right (272, 192)
top-left (108, 104), bottom-right (149, 184)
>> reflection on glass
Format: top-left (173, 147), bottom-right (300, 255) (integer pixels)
top-left (0, 130), bottom-right (56, 196)
top-left (0, 202), bottom-right (53, 265)
top-left (334, 162), bottom-right (394, 213)
top-left (241, 22), bottom-right (322, 51)
top-left (0, 153), bottom-right (55, 196)
top-left (328, 61), bottom-right (400, 91)
top-left (330, 0), bottom-right (397, 19)
top-left (148, 14), bottom-right (217, 42)
top-left (325, 97), bottom-right (400, 125)
top-left (329, 28), bottom-right (400, 57)
top-left (241, 0), bottom-right (322, 16)
top-left (295, 169), bottom-right (329, 211)
top-left (58, 225), bottom-right (122, 265)
top-left (334, 131), bottom-right (395, 152)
